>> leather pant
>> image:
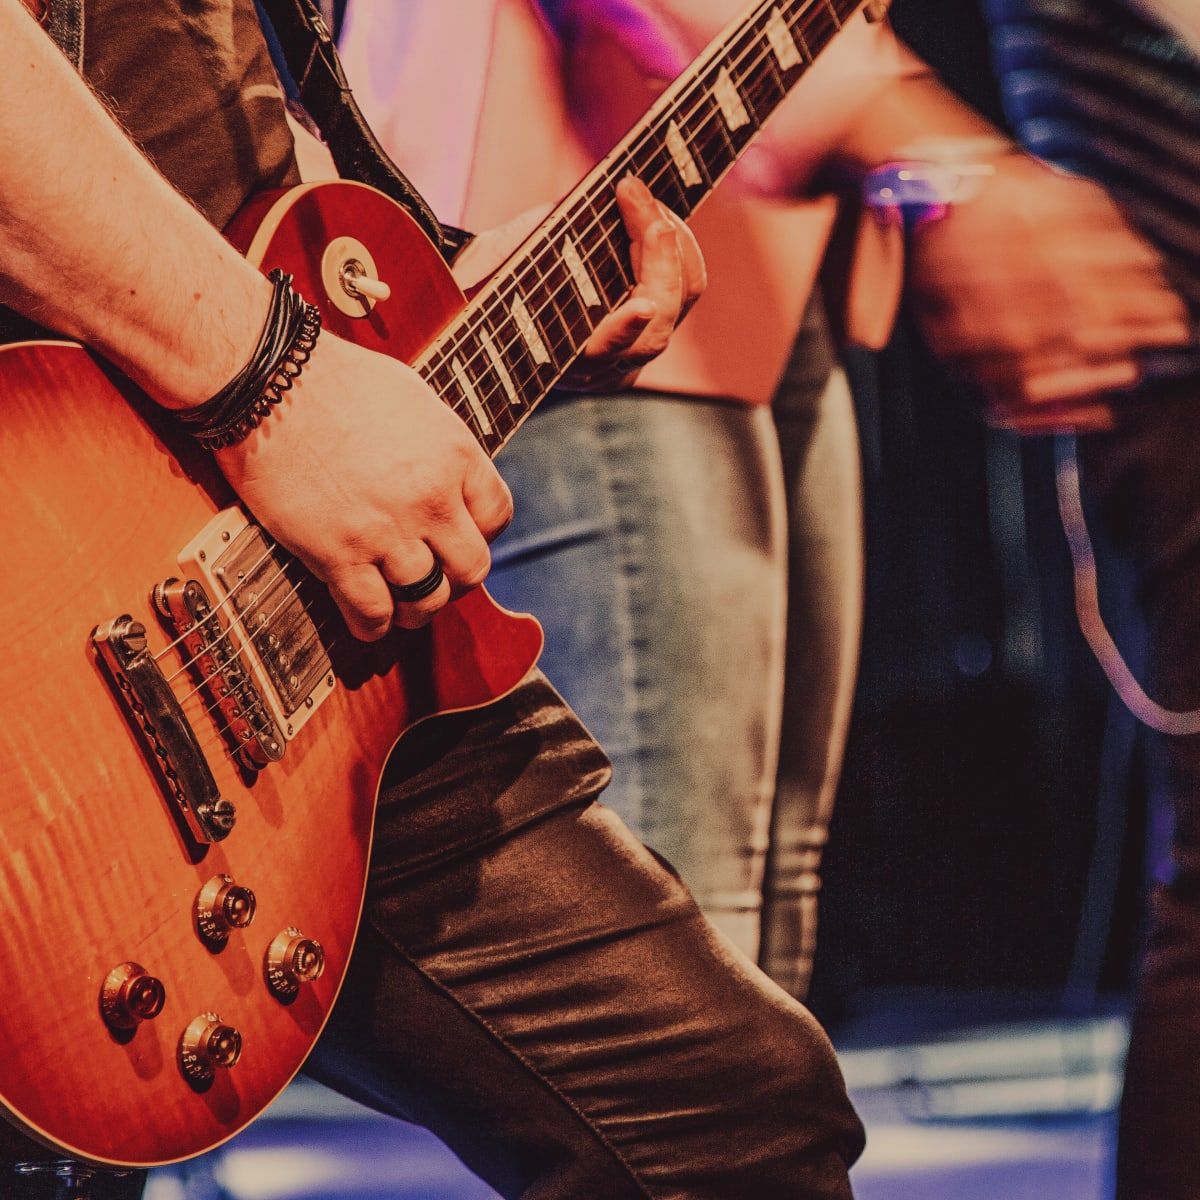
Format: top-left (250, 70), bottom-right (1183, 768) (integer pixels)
top-left (5, 671), bottom-right (863, 1199)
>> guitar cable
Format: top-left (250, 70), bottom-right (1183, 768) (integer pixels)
top-left (1054, 432), bottom-right (1200, 736)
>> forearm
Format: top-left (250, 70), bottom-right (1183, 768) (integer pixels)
top-left (0, 0), bottom-right (270, 407)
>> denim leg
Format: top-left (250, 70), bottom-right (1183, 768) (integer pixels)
top-left (487, 394), bottom-right (788, 957)
top-left (762, 365), bottom-right (863, 1000)
top-left (1076, 380), bottom-right (1200, 1200)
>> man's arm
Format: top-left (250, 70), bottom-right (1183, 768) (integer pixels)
top-left (0, 1), bottom-right (701, 636)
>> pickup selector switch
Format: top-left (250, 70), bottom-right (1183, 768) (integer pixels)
top-left (195, 874), bottom-right (257, 945)
top-left (265, 928), bottom-right (325, 1000)
top-left (100, 962), bottom-right (165, 1031)
top-left (179, 1013), bottom-right (242, 1087)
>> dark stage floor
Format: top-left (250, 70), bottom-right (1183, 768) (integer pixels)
top-left (145, 1004), bottom-right (1125, 1200)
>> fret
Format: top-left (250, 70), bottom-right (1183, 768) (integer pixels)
top-left (683, 96), bottom-right (738, 186)
top-left (457, 325), bottom-right (523, 441)
top-left (570, 196), bottom-right (631, 309)
top-left (713, 65), bottom-right (751, 132)
top-left (507, 290), bottom-right (552, 368)
top-left (820, 0), bottom-right (843, 30)
top-left (450, 354), bottom-right (496, 439)
top-left (561, 233), bottom-right (603, 309)
top-left (765, 5), bottom-right (804, 68)
top-left (792, 21), bottom-right (814, 65)
top-left (478, 323), bottom-right (521, 411)
top-left (664, 119), bottom-right (705, 189)
top-left (516, 250), bottom-right (580, 370)
top-left (488, 298), bottom-right (544, 402)
top-left (544, 246), bottom-right (599, 352)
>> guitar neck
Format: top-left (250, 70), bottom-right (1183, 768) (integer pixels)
top-left (415, 0), bottom-right (864, 457)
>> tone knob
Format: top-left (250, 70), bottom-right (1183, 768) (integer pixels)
top-left (265, 927), bottom-right (325, 1000)
top-left (100, 962), bottom-right (165, 1031)
top-left (195, 874), bottom-right (257, 944)
top-left (179, 1012), bottom-right (242, 1086)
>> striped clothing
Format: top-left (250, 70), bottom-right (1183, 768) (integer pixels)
top-left (987, 0), bottom-right (1200, 378)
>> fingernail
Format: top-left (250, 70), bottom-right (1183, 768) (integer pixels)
top-left (624, 175), bottom-right (652, 201)
top-left (629, 299), bottom-right (656, 320)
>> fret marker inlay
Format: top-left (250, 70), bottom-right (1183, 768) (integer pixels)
top-left (452, 356), bottom-right (494, 435)
top-left (714, 67), bottom-right (750, 130)
top-left (766, 7), bottom-right (803, 68)
top-left (510, 293), bottom-right (551, 365)
top-left (480, 328), bottom-right (519, 405)
top-left (562, 236), bottom-right (602, 308)
top-left (666, 121), bottom-right (703, 187)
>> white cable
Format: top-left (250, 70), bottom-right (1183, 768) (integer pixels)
top-left (1055, 432), bottom-right (1200, 736)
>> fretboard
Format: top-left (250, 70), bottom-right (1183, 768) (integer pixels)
top-left (416, 0), bottom-right (865, 456)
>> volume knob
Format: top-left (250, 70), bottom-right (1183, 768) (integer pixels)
top-left (195, 874), bottom-right (257, 944)
top-left (179, 1012), bottom-right (242, 1087)
top-left (265, 928), bottom-right (325, 1000)
top-left (100, 962), bottom-right (165, 1031)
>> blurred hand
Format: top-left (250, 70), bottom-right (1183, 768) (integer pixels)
top-left (454, 177), bottom-right (705, 391)
top-left (907, 154), bottom-right (1192, 434)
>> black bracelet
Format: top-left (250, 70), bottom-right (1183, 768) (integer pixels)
top-left (175, 268), bottom-right (322, 451)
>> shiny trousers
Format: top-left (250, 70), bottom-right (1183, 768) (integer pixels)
top-left (5, 673), bottom-right (863, 1199)
top-left (1078, 379), bottom-right (1200, 1200)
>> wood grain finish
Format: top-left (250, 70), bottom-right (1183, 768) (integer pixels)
top-left (0, 184), bottom-right (542, 1166)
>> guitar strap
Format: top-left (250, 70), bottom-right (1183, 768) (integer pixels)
top-left (29, 0), bottom-right (471, 264)
top-left (253, 0), bottom-right (475, 264)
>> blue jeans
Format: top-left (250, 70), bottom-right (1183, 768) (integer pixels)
top-left (487, 318), bottom-right (863, 984)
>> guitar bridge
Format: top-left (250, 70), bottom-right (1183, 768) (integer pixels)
top-left (92, 616), bottom-right (236, 844)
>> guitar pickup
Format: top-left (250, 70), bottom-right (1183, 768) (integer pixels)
top-left (93, 616), bottom-right (236, 844)
top-left (179, 509), bottom-right (336, 742)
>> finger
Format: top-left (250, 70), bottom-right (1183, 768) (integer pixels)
top-left (584, 297), bottom-right (657, 362)
top-left (1022, 359), bottom-right (1141, 405)
top-left (614, 175), bottom-right (661, 247)
top-left (426, 506), bottom-right (493, 593)
top-left (617, 178), bottom-right (685, 318)
top-left (381, 545), bottom-right (453, 631)
top-left (326, 564), bottom-right (396, 642)
top-left (1129, 317), bottom-right (1195, 349)
top-left (989, 403), bottom-right (1117, 435)
top-left (461, 453), bottom-right (514, 542)
top-left (655, 201), bottom-right (706, 306)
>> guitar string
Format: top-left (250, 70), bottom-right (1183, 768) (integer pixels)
top-left (151, 536), bottom-right (280, 667)
top-left (170, 563), bottom-right (310, 708)
top-left (141, 2), bottom-right (846, 727)
top-left (158, 553), bottom-right (295, 684)
top-left (427, 0), bottom-right (849, 387)
top-left (422, 8), bottom-right (840, 425)
top-left (416, 0), bottom-right (843, 396)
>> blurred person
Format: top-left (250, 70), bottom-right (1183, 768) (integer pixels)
top-left (978, 1), bottom-right (1199, 1196)
top-left (339, 0), bottom-right (1190, 1002)
top-left (0, 2), bottom-right (880, 1199)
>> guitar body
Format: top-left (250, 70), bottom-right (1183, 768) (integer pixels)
top-left (0, 182), bottom-right (542, 1166)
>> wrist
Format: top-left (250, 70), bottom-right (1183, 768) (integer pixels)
top-left (172, 269), bottom-right (322, 449)
top-left (143, 268), bottom-right (276, 412)
top-left (863, 136), bottom-right (1024, 233)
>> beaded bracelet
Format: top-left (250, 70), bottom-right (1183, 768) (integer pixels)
top-left (174, 269), bottom-right (322, 451)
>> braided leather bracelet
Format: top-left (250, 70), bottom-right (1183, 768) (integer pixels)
top-left (175, 269), bottom-right (322, 450)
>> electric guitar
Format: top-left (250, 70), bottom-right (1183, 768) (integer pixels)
top-left (0, 0), bottom-right (868, 1166)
